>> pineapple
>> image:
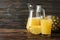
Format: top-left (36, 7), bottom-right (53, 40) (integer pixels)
top-left (52, 16), bottom-right (60, 33)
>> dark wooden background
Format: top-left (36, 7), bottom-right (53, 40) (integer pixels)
top-left (0, 0), bottom-right (60, 29)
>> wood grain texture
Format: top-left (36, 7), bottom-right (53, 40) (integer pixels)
top-left (0, 29), bottom-right (59, 40)
top-left (0, 0), bottom-right (59, 29)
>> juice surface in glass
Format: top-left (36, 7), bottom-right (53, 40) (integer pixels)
top-left (41, 19), bottom-right (52, 35)
top-left (26, 17), bottom-right (41, 34)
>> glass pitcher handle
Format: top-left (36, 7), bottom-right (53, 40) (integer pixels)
top-left (42, 9), bottom-right (45, 19)
top-left (36, 5), bottom-right (45, 19)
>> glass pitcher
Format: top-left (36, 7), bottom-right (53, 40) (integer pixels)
top-left (26, 3), bottom-right (44, 35)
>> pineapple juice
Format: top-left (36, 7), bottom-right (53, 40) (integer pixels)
top-left (26, 17), bottom-right (41, 34)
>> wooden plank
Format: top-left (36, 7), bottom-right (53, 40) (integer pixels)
top-left (0, 0), bottom-right (59, 29)
top-left (0, 29), bottom-right (26, 32)
top-left (0, 29), bottom-right (59, 40)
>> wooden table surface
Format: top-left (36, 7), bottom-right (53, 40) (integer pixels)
top-left (0, 29), bottom-right (60, 40)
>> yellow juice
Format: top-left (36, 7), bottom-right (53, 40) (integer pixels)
top-left (26, 17), bottom-right (41, 34)
top-left (41, 19), bottom-right (52, 35)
